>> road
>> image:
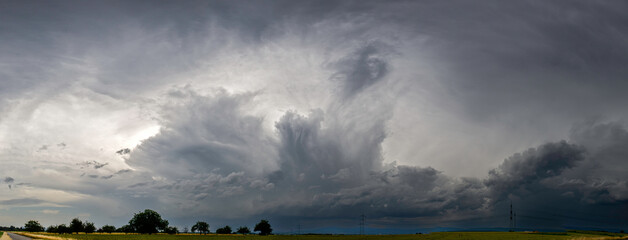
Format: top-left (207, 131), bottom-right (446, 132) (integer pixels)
top-left (6, 233), bottom-right (32, 240)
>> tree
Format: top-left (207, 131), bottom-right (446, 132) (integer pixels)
top-left (57, 224), bottom-right (71, 234)
top-left (24, 220), bottom-right (44, 232)
top-left (128, 209), bottom-right (169, 234)
top-left (254, 219), bottom-right (272, 235)
top-left (47, 225), bottom-right (58, 233)
top-left (70, 218), bottom-right (84, 233)
top-left (216, 225), bottom-right (232, 234)
top-left (164, 226), bottom-right (179, 234)
top-left (83, 221), bottom-right (96, 233)
top-left (191, 221), bottom-right (210, 234)
top-left (236, 226), bottom-right (251, 234)
top-left (99, 225), bottom-right (116, 233)
top-left (117, 224), bottom-right (135, 233)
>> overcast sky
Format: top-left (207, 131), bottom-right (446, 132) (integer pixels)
top-left (1, 0), bottom-right (627, 233)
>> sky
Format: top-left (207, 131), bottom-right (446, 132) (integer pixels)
top-left (1, 0), bottom-right (628, 234)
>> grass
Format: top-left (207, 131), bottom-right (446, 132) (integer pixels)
top-left (25, 231), bottom-right (627, 240)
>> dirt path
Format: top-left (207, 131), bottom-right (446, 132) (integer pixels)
top-left (0, 232), bottom-right (13, 240)
top-left (6, 233), bottom-right (30, 240)
top-left (8, 233), bottom-right (73, 240)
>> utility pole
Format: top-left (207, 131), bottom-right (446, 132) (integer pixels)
top-left (359, 214), bottom-right (365, 235)
top-left (509, 202), bottom-right (513, 232)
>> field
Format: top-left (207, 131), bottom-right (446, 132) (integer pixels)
top-left (14, 231), bottom-right (627, 240)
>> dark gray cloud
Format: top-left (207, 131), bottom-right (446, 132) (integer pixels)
top-left (480, 122), bottom-right (628, 229)
top-left (77, 161), bottom-right (109, 170)
top-left (414, 1), bottom-right (628, 124)
top-left (116, 148), bottom-right (131, 155)
top-left (485, 141), bottom-right (585, 203)
top-left (3, 177), bottom-right (14, 183)
top-left (4, 177), bottom-right (14, 189)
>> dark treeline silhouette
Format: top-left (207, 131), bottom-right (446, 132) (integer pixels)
top-left (0, 225), bottom-right (22, 231)
top-left (19, 209), bottom-right (272, 235)
top-left (46, 218), bottom-right (95, 234)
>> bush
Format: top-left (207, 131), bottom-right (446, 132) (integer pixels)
top-left (216, 225), bottom-right (232, 234)
top-left (236, 226), bottom-right (251, 234)
top-left (99, 225), bottom-right (116, 233)
top-left (164, 226), bottom-right (179, 234)
top-left (116, 224), bottom-right (135, 233)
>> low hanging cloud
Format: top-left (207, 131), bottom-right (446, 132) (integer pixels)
top-left (480, 122), bottom-right (628, 228)
top-left (485, 141), bottom-right (586, 203)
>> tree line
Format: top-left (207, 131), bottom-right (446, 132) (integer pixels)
top-left (20, 209), bottom-right (272, 235)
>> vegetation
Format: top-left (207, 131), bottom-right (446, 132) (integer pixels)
top-left (28, 231), bottom-right (628, 240)
top-left (129, 209), bottom-right (170, 234)
top-left (16, 208), bottom-right (624, 240)
top-left (254, 219), bottom-right (272, 235)
top-left (24, 220), bottom-right (44, 232)
top-left (191, 221), bottom-right (210, 234)
top-left (0, 225), bottom-right (21, 231)
top-left (37, 209), bottom-right (176, 234)
top-left (236, 226), bottom-right (251, 234)
top-left (118, 225), bottom-right (135, 233)
top-left (215, 225), bottom-right (232, 234)
top-left (57, 224), bottom-right (71, 234)
top-left (566, 230), bottom-right (627, 237)
top-left (163, 226), bottom-right (179, 234)
top-left (84, 222), bottom-right (97, 233)
top-left (47, 218), bottom-right (97, 234)
top-left (70, 218), bottom-right (84, 233)
top-left (98, 225), bottom-right (116, 233)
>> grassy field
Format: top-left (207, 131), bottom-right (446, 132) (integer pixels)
top-left (21, 231), bottom-right (627, 240)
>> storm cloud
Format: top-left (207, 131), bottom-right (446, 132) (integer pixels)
top-left (1, 0), bottom-right (627, 232)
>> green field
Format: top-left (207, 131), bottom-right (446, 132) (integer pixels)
top-left (29, 231), bottom-right (627, 240)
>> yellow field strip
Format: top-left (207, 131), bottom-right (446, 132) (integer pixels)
top-left (0, 232), bottom-right (12, 240)
top-left (11, 232), bottom-right (76, 240)
top-left (570, 237), bottom-right (628, 240)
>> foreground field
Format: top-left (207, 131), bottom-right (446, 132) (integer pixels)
top-left (12, 231), bottom-right (625, 240)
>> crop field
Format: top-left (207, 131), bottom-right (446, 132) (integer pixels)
top-left (16, 231), bottom-right (627, 240)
